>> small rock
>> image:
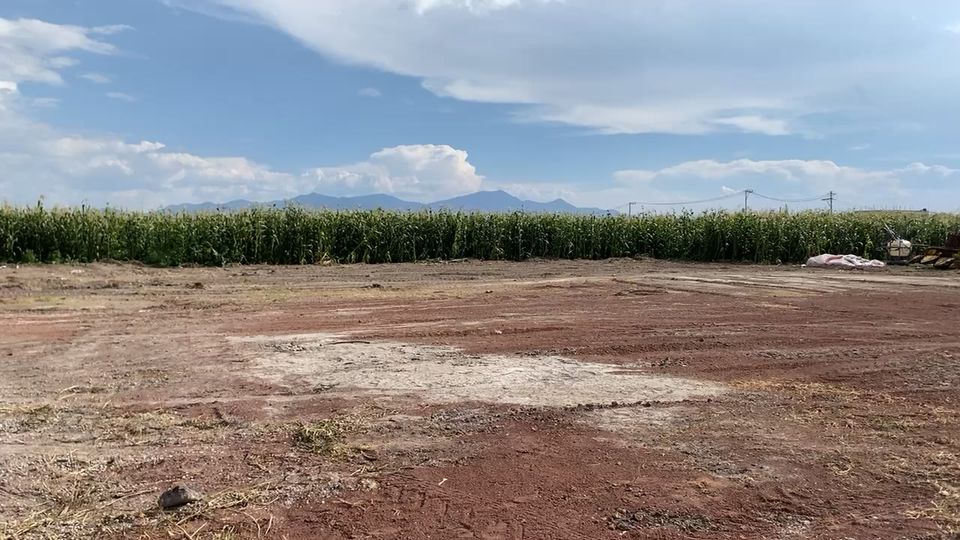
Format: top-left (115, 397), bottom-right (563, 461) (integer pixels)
top-left (158, 485), bottom-right (203, 510)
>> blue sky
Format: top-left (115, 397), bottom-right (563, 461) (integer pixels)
top-left (1, 0), bottom-right (959, 211)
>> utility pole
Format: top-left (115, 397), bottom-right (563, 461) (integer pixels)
top-left (743, 190), bottom-right (754, 212)
top-left (822, 191), bottom-right (836, 214)
top-left (628, 202), bottom-right (637, 217)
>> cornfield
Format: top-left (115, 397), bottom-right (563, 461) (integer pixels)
top-left (1, 204), bottom-right (959, 266)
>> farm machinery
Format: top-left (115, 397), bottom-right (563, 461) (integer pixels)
top-left (880, 224), bottom-right (913, 265)
top-left (878, 227), bottom-right (960, 269)
top-left (907, 231), bottom-right (960, 270)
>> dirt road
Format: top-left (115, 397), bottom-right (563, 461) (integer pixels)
top-left (1, 259), bottom-right (958, 539)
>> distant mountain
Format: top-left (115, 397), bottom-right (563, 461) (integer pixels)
top-left (433, 190), bottom-right (601, 213)
top-left (289, 193), bottom-right (425, 211)
top-left (165, 199), bottom-right (255, 213)
top-left (166, 190), bottom-right (610, 215)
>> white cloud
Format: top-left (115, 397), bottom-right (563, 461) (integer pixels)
top-left (3, 14), bottom-right (958, 211)
top-left (947, 23), bottom-right (960, 34)
top-left (106, 91), bottom-right (137, 102)
top-left (358, 87), bottom-right (381, 98)
top-left (0, 78), bottom-right (300, 207)
top-left (711, 116), bottom-right (790, 136)
top-left (80, 72), bottom-right (112, 84)
top-left (409, 0), bottom-right (547, 15)
top-left (0, 13), bottom-right (483, 210)
top-left (0, 76), bottom-right (482, 206)
top-left (29, 97), bottom-right (59, 109)
top-left (499, 158), bottom-right (960, 212)
top-left (488, 182), bottom-right (580, 204)
top-left (608, 159), bottom-right (960, 210)
top-left (1, 129), bottom-right (484, 206)
top-left (617, 159), bottom-right (888, 186)
top-left (90, 24), bottom-right (134, 36)
top-left (307, 144), bottom-right (484, 200)
top-left (0, 17), bottom-right (122, 85)
top-left (186, 1), bottom-right (960, 136)
top-left (4, 80), bottom-right (959, 211)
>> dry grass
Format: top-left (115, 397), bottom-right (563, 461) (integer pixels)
top-left (906, 482), bottom-right (960, 535)
top-left (735, 379), bottom-right (960, 534)
top-left (292, 418), bottom-right (360, 456)
top-left (0, 404), bottom-right (57, 433)
top-left (1, 402), bottom-right (233, 446)
top-left (0, 471), bottom-right (281, 540)
top-left (890, 451), bottom-right (960, 534)
top-left (733, 380), bottom-right (899, 403)
top-left (0, 401), bottom-right (255, 539)
top-left (0, 454), bottom-right (141, 540)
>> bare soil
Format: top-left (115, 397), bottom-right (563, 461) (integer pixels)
top-left (0, 259), bottom-right (958, 539)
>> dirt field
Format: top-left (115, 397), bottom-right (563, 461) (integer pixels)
top-left (1, 259), bottom-right (958, 539)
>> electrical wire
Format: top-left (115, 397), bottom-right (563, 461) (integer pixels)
top-left (750, 191), bottom-right (831, 203)
top-left (611, 189), bottom-right (836, 212)
top-left (629, 191), bottom-right (746, 206)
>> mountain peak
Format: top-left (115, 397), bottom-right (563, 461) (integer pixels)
top-left (167, 190), bottom-right (610, 215)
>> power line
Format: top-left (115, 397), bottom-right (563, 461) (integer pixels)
top-left (750, 191), bottom-right (831, 203)
top-left (630, 191), bottom-right (746, 207)
top-left (618, 189), bottom-right (838, 213)
top-left (823, 191), bottom-right (836, 213)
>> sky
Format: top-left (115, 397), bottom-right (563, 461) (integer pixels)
top-left (1, 0), bottom-right (959, 212)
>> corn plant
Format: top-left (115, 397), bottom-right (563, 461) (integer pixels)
top-left (1, 202), bottom-right (958, 266)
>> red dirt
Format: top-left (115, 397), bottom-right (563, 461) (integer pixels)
top-left (1, 259), bottom-right (958, 539)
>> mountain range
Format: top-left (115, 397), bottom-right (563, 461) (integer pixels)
top-left (166, 190), bottom-right (612, 215)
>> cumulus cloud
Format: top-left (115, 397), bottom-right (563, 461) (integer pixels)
top-left (0, 17), bottom-right (122, 85)
top-left (0, 95), bottom-right (299, 207)
top-left (608, 159), bottom-right (960, 211)
top-left (0, 16), bottom-right (493, 207)
top-left (307, 144), bottom-right (484, 200)
top-left (4, 78), bottom-right (958, 211)
top-left (4, 14), bottom-right (959, 211)
top-left (1, 75), bottom-right (483, 206)
top-left (2, 89), bottom-right (485, 206)
top-left (357, 87), bottom-right (381, 98)
top-left (184, 0), bottom-right (960, 136)
top-left (501, 159), bottom-right (960, 212)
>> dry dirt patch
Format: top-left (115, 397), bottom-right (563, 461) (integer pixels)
top-left (239, 333), bottom-right (725, 407)
top-left (2, 260), bottom-right (958, 539)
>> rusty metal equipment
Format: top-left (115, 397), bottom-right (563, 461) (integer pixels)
top-left (908, 231), bottom-right (960, 270)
